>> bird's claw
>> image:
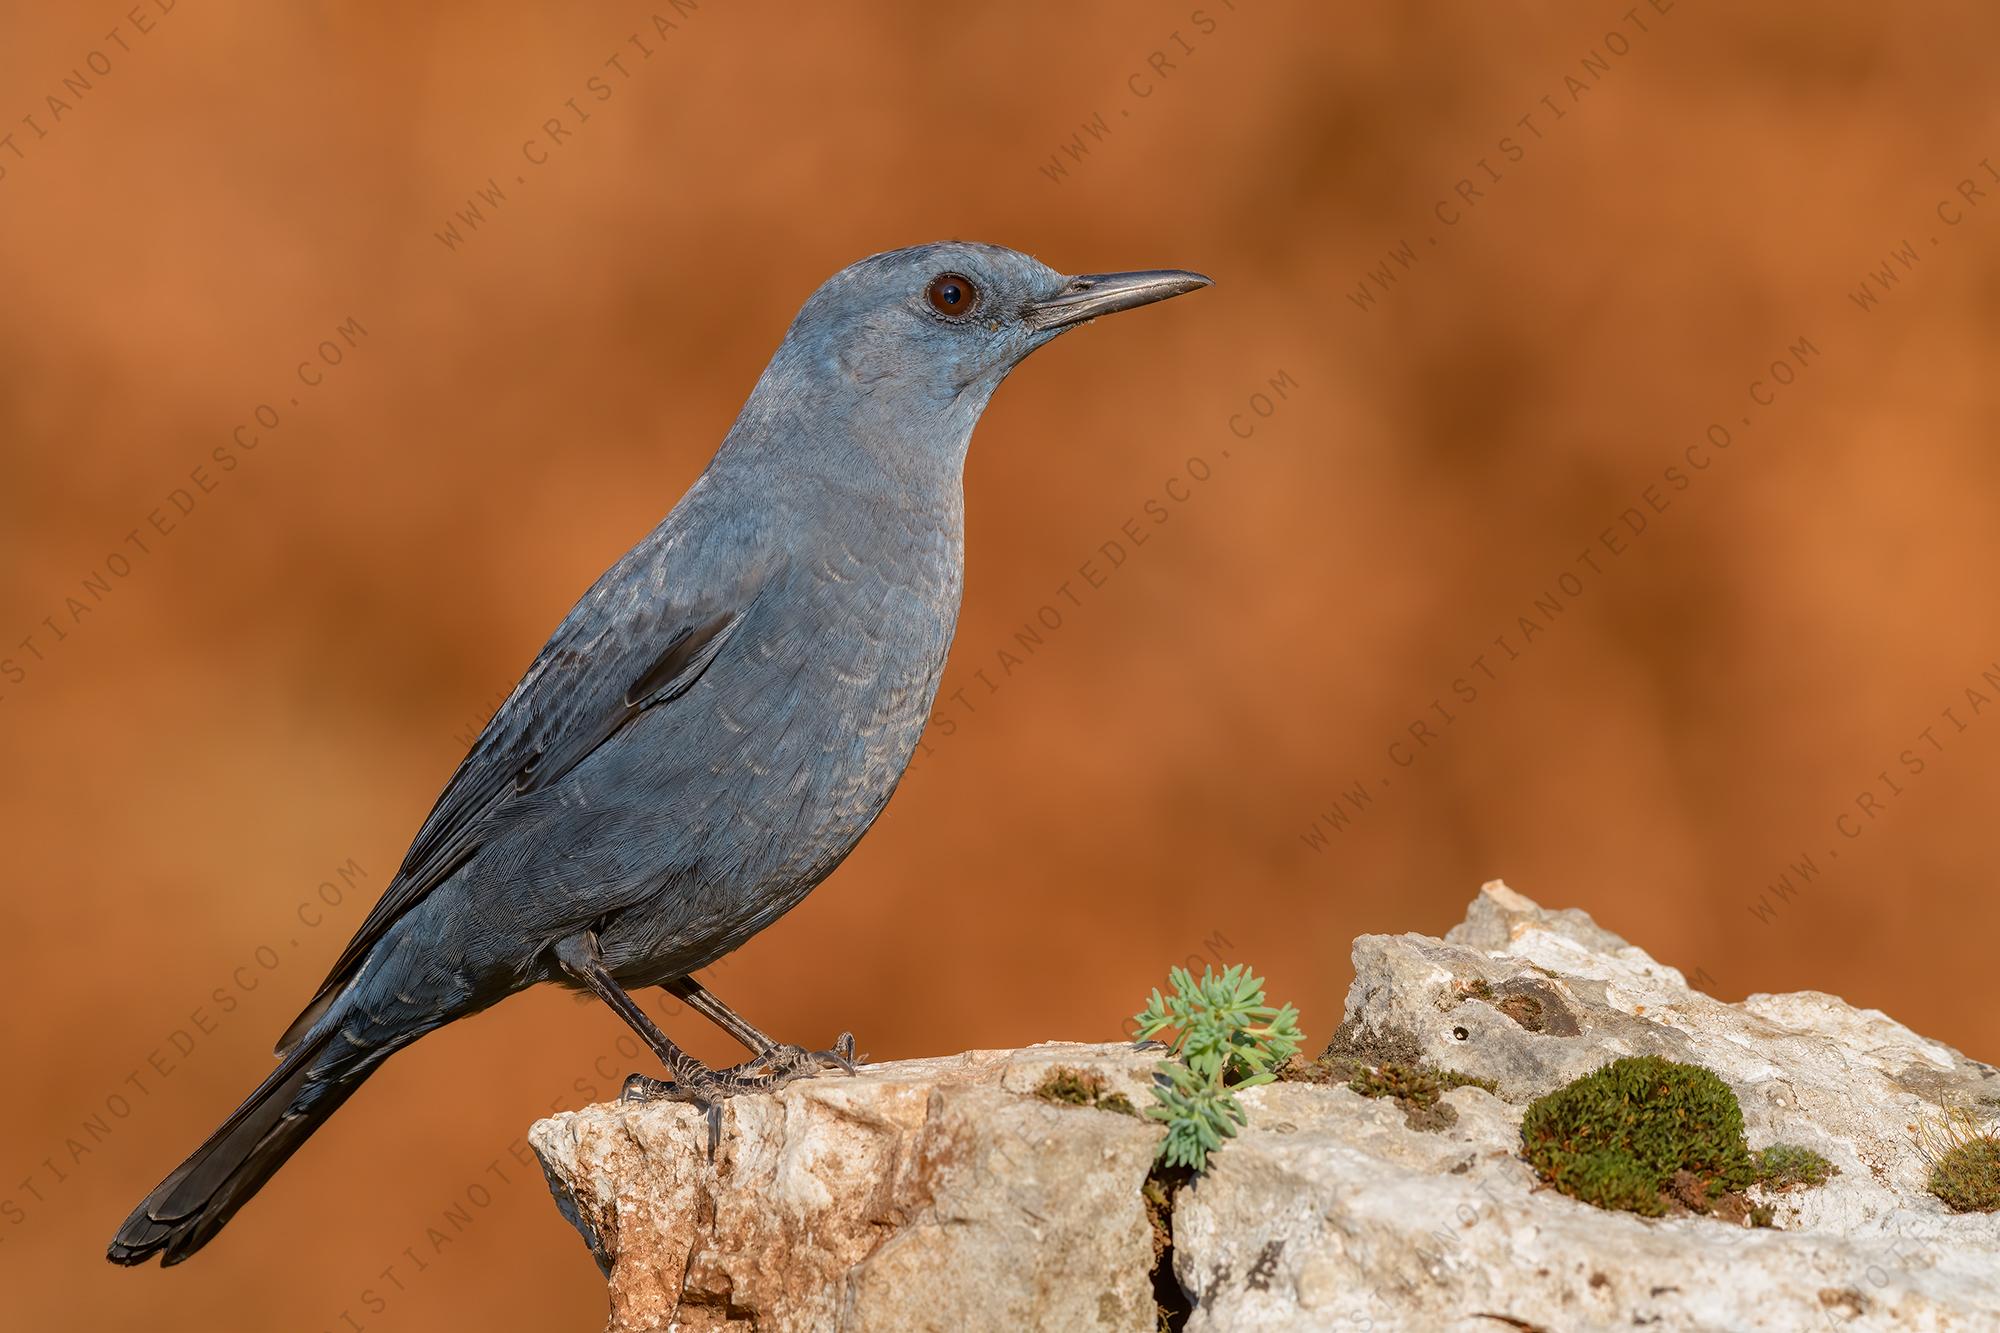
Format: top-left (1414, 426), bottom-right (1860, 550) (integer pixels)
top-left (619, 1067), bottom-right (779, 1158)
top-left (781, 1031), bottom-right (862, 1077)
top-left (619, 1067), bottom-right (779, 1103)
top-left (721, 1032), bottom-right (862, 1085)
top-left (615, 1034), bottom-right (862, 1156)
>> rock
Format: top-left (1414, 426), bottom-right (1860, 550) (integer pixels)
top-left (530, 1043), bottom-right (1166, 1332)
top-left (1179, 880), bottom-right (2000, 1332)
top-left (532, 882), bottom-right (2000, 1331)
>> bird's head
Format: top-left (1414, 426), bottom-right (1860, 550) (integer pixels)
top-left (740, 241), bottom-right (1211, 479)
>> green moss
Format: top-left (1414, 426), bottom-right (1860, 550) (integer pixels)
top-left (1348, 1062), bottom-right (1497, 1108)
top-left (1033, 1066), bottom-right (1139, 1117)
top-left (1519, 1056), bottom-right (1755, 1217)
top-left (1282, 1054), bottom-right (1495, 1132)
top-left (1036, 1066), bottom-right (1108, 1106)
top-left (1929, 1137), bottom-right (2000, 1213)
top-left (1755, 1144), bottom-right (1835, 1191)
top-left (1911, 1099), bottom-right (2000, 1213)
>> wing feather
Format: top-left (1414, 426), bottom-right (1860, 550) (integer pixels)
top-left (275, 513), bottom-right (778, 1053)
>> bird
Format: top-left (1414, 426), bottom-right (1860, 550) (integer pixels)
top-left (107, 241), bottom-right (1211, 1267)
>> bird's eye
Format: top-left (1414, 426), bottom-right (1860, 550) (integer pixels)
top-left (926, 272), bottom-right (978, 318)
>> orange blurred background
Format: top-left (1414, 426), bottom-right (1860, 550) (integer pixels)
top-left (3, 2), bottom-right (1997, 1328)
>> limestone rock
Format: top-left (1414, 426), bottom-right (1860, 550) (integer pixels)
top-left (530, 1042), bottom-right (1165, 1332)
top-left (1178, 880), bottom-right (2000, 1331)
top-left (533, 883), bottom-right (2000, 1331)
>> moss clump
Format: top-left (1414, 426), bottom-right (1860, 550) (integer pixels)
top-left (1348, 1061), bottom-right (1497, 1107)
top-left (1281, 1054), bottom-right (1494, 1102)
top-left (1282, 1054), bottom-right (1496, 1132)
top-left (1520, 1056), bottom-right (1755, 1217)
top-left (1930, 1139), bottom-right (2000, 1213)
top-left (1036, 1066), bottom-right (1107, 1105)
top-left (1911, 1099), bottom-right (2000, 1213)
top-left (1033, 1066), bottom-right (1139, 1117)
top-left (1755, 1144), bottom-right (1835, 1191)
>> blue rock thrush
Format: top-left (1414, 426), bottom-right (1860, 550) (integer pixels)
top-left (108, 242), bottom-right (1210, 1265)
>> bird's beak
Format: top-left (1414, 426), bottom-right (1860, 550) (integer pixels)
top-left (1023, 269), bottom-right (1214, 332)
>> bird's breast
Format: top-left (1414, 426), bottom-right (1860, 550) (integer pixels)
top-left (661, 510), bottom-right (963, 892)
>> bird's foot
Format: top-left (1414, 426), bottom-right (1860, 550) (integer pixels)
top-left (720, 1031), bottom-right (861, 1086)
top-left (615, 1035), bottom-right (862, 1155)
top-left (619, 1065), bottom-right (781, 1157)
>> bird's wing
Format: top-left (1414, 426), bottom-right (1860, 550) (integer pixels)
top-left (277, 509), bottom-right (781, 1053)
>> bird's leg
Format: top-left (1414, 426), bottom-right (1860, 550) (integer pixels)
top-left (665, 976), bottom-right (779, 1053)
top-left (555, 934), bottom-right (772, 1154)
top-left (666, 976), bottom-right (860, 1083)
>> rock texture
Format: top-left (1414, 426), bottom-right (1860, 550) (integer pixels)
top-left (531, 1043), bottom-right (1166, 1332)
top-left (1181, 881), bottom-right (2000, 1332)
top-left (532, 882), bottom-right (2000, 1332)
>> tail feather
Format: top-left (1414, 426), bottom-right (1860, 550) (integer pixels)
top-left (107, 1028), bottom-right (371, 1266)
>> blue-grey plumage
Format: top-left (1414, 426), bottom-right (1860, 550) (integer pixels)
top-left (108, 242), bottom-right (1211, 1266)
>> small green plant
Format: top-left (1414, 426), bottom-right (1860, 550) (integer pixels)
top-left (1911, 1099), bottom-right (2000, 1213)
top-left (1755, 1143), bottom-right (1835, 1191)
top-left (1133, 965), bottom-right (1303, 1170)
top-left (1520, 1055), bottom-right (1755, 1216)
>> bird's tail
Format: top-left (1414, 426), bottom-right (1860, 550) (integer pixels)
top-left (107, 1025), bottom-right (374, 1266)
